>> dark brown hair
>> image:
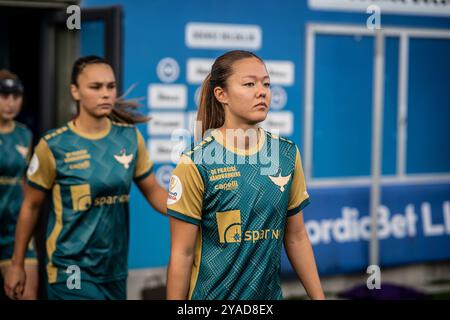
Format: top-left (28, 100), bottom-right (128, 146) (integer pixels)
top-left (0, 69), bottom-right (19, 80)
top-left (71, 55), bottom-right (148, 124)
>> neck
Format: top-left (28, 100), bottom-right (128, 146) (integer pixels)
top-left (218, 116), bottom-right (260, 150)
top-left (0, 118), bottom-right (14, 133)
top-left (73, 111), bottom-right (110, 134)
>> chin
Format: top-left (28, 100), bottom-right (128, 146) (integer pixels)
top-left (1, 114), bottom-right (16, 121)
top-left (250, 111), bottom-right (268, 124)
top-left (95, 109), bottom-right (112, 118)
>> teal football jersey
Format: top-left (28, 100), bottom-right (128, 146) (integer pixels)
top-left (167, 128), bottom-right (310, 300)
top-left (0, 122), bottom-right (33, 262)
top-left (27, 120), bottom-right (153, 283)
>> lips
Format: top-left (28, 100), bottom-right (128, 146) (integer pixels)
top-left (254, 102), bottom-right (268, 109)
top-left (98, 103), bottom-right (113, 108)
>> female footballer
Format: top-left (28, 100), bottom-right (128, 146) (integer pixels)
top-left (5, 56), bottom-right (167, 300)
top-left (0, 70), bottom-right (38, 300)
top-left (166, 50), bottom-right (325, 300)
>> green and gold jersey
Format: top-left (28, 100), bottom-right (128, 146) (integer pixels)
top-left (167, 128), bottom-right (310, 300)
top-left (26, 120), bottom-right (153, 284)
top-left (0, 122), bottom-right (33, 261)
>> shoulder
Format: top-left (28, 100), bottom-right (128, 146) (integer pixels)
top-left (263, 130), bottom-right (300, 164)
top-left (14, 121), bottom-right (32, 138)
top-left (42, 124), bottom-right (70, 143)
top-left (111, 121), bottom-right (137, 135)
top-left (111, 121), bottom-right (135, 129)
top-left (111, 121), bottom-right (140, 139)
top-left (14, 121), bottom-right (29, 131)
top-left (183, 135), bottom-right (216, 158)
top-left (263, 129), bottom-right (297, 151)
top-left (263, 130), bottom-right (294, 145)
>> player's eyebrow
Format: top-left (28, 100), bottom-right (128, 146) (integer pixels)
top-left (241, 75), bottom-right (270, 80)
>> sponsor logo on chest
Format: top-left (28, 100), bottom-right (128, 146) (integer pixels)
top-left (64, 149), bottom-right (91, 170)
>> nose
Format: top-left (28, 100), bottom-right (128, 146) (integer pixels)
top-left (6, 95), bottom-right (15, 107)
top-left (101, 86), bottom-right (110, 99)
top-left (256, 83), bottom-right (267, 98)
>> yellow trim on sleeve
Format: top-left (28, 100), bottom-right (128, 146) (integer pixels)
top-left (167, 154), bottom-right (204, 221)
top-left (46, 184), bottom-right (63, 284)
top-left (134, 128), bottom-right (153, 178)
top-left (27, 139), bottom-right (56, 190)
top-left (288, 146), bottom-right (309, 211)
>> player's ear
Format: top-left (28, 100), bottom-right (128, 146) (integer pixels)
top-left (70, 84), bottom-right (80, 102)
top-left (214, 86), bottom-right (228, 105)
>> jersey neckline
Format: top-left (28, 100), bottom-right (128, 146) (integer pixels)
top-left (0, 121), bottom-right (16, 134)
top-left (67, 119), bottom-right (112, 140)
top-left (211, 126), bottom-right (266, 156)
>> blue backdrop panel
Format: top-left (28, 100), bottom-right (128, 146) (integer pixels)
top-left (81, 0), bottom-right (450, 275)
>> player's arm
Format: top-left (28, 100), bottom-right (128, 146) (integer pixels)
top-left (284, 145), bottom-right (324, 300)
top-left (166, 155), bottom-right (204, 299)
top-left (4, 185), bottom-right (46, 300)
top-left (136, 173), bottom-right (167, 215)
top-left (5, 139), bottom-right (55, 300)
top-left (166, 217), bottom-right (198, 299)
top-left (134, 128), bottom-right (167, 215)
top-left (284, 211), bottom-right (324, 300)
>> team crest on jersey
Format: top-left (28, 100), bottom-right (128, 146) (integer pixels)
top-left (268, 168), bottom-right (291, 192)
top-left (114, 148), bottom-right (134, 169)
top-left (15, 144), bottom-right (28, 159)
top-left (167, 175), bottom-right (182, 205)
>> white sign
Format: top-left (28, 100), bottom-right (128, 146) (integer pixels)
top-left (261, 111), bottom-right (293, 136)
top-left (270, 86), bottom-right (288, 110)
top-left (194, 86), bottom-right (202, 107)
top-left (187, 58), bottom-right (214, 84)
top-left (186, 22), bottom-right (262, 50)
top-left (308, 0), bottom-right (450, 17)
top-left (148, 139), bottom-right (186, 163)
top-left (148, 84), bottom-right (187, 109)
top-left (157, 57), bottom-right (180, 83)
top-left (265, 61), bottom-right (295, 86)
top-left (148, 112), bottom-right (186, 136)
top-left (156, 165), bottom-right (175, 189)
top-left (187, 111), bottom-right (199, 135)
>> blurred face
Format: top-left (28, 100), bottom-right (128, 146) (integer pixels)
top-left (215, 57), bottom-right (271, 126)
top-left (0, 93), bottom-right (23, 121)
top-left (71, 63), bottom-right (117, 118)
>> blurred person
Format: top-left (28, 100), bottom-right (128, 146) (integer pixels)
top-left (0, 70), bottom-right (38, 300)
top-left (166, 50), bottom-right (324, 300)
top-left (4, 56), bottom-right (167, 300)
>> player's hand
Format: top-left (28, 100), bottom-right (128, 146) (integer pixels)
top-left (4, 263), bottom-right (26, 300)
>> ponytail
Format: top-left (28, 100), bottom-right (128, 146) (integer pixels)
top-left (109, 96), bottom-right (149, 124)
top-left (196, 73), bottom-right (225, 140)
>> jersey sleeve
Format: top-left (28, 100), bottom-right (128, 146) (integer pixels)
top-left (26, 138), bottom-right (56, 191)
top-left (133, 128), bottom-right (154, 182)
top-left (167, 154), bottom-right (204, 226)
top-left (287, 146), bottom-right (310, 217)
